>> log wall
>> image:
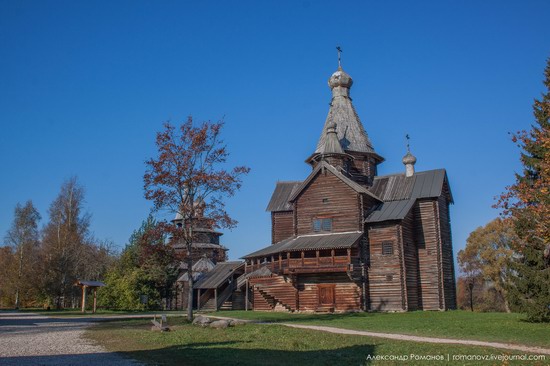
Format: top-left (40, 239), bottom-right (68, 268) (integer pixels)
top-left (295, 171), bottom-right (360, 235)
top-left (401, 209), bottom-right (419, 310)
top-left (414, 199), bottom-right (443, 310)
top-left (297, 273), bottom-right (361, 312)
top-left (438, 190), bottom-right (457, 309)
top-left (367, 223), bottom-right (406, 311)
top-left (272, 211), bottom-right (294, 244)
top-left (347, 153), bottom-right (378, 185)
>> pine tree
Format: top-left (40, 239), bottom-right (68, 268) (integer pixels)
top-left (498, 59), bottom-right (550, 322)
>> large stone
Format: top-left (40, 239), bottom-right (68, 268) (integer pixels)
top-left (209, 320), bottom-right (229, 329)
top-left (193, 315), bottom-right (212, 327)
top-left (192, 315), bottom-right (204, 324)
top-left (229, 319), bottom-right (247, 327)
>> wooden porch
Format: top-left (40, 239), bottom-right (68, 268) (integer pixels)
top-left (245, 248), bottom-right (356, 275)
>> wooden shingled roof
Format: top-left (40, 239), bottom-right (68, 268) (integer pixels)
top-left (265, 181), bottom-right (301, 212)
top-left (370, 169), bottom-right (450, 202)
top-left (242, 231), bottom-right (363, 259)
top-left (366, 169), bottom-right (452, 223)
top-left (177, 256), bottom-right (216, 282)
top-left (314, 67), bottom-right (381, 160)
top-left (193, 261), bottom-right (244, 289)
top-left (172, 242), bottom-right (228, 250)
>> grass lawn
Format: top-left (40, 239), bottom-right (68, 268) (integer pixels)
top-left (85, 318), bottom-right (545, 366)
top-left (212, 310), bottom-right (550, 348)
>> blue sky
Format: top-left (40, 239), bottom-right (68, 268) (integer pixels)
top-left (1, 1), bottom-right (549, 269)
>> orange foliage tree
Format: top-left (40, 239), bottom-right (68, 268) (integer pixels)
top-left (144, 117), bottom-right (249, 320)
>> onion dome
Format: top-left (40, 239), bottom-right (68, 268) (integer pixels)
top-left (402, 151), bottom-right (417, 177)
top-left (328, 66), bottom-right (353, 89)
top-left (402, 151), bottom-right (417, 166)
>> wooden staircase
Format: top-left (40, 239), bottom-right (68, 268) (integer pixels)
top-left (197, 284), bottom-right (235, 311)
top-left (219, 298), bottom-right (233, 310)
top-left (252, 275), bottom-right (297, 312)
top-left (257, 287), bottom-right (293, 312)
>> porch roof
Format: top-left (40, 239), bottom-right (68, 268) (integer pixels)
top-left (242, 231), bottom-right (362, 259)
top-left (193, 261), bottom-right (244, 289)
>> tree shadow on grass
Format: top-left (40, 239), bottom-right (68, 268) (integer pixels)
top-left (0, 343), bottom-right (377, 366)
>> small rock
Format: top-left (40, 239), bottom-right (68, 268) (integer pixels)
top-left (209, 320), bottom-right (229, 329)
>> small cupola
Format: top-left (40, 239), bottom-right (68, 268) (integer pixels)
top-left (402, 134), bottom-right (417, 177)
top-left (328, 66), bottom-right (353, 97)
top-left (321, 122), bottom-right (345, 155)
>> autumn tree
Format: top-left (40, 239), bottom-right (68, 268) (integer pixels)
top-left (497, 59), bottom-right (550, 322)
top-left (144, 117), bottom-right (250, 320)
top-left (41, 177), bottom-right (103, 308)
top-left (457, 218), bottom-right (516, 312)
top-left (0, 246), bottom-right (16, 307)
top-left (4, 201), bottom-right (41, 308)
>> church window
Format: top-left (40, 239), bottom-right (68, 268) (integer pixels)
top-left (382, 241), bottom-right (394, 255)
top-left (313, 218), bottom-right (332, 232)
top-left (313, 219), bottom-right (321, 232)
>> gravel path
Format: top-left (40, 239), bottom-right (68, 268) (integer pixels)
top-left (281, 323), bottom-right (550, 355)
top-left (0, 312), bottom-right (142, 366)
top-left (207, 315), bottom-right (550, 356)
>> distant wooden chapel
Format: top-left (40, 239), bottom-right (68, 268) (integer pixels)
top-left (242, 64), bottom-right (457, 312)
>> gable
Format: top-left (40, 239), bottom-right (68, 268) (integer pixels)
top-left (295, 169), bottom-right (362, 235)
top-left (289, 161), bottom-right (381, 203)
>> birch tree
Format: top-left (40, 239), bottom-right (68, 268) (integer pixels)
top-left (4, 201), bottom-right (41, 308)
top-left (41, 177), bottom-right (91, 308)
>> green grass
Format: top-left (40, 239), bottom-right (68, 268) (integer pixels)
top-left (85, 318), bottom-right (545, 366)
top-left (211, 310), bottom-right (550, 348)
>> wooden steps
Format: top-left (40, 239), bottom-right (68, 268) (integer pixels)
top-left (251, 275), bottom-right (297, 311)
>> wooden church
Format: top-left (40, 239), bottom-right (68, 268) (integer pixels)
top-left (242, 63), bottom-right (457, 312)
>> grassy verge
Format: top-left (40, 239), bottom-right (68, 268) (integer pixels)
top-left (85, 318), bottom-right (544, 366)
top-left (211, 310), bottom-right (550, 348)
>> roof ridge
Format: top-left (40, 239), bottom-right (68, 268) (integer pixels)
top-left (374, 168), bottom-right (447, 179)
top-left (295, 230), bottom-right (363, 239)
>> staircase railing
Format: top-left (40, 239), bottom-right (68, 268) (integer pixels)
top-left (198, 289), bottom-right (211, 309)
top-left (216, 284), bottom-right (235, 310)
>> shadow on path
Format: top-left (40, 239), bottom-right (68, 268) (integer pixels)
top-left (0, 343), bottom-right (377, 366)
